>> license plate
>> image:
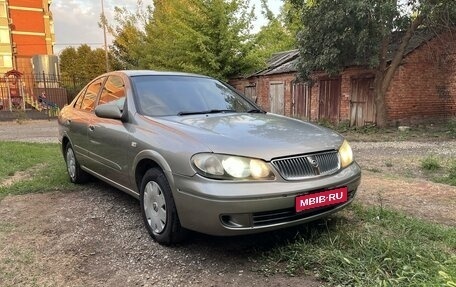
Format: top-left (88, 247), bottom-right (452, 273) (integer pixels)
top-left (295, 187), bottom-right (348, 212)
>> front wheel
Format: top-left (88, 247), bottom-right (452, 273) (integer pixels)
top-left (140, 168), bottom-right (186, 245)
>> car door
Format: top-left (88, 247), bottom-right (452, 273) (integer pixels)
top-left (64, 77), bottom-right (105, 167)
top-left (86, 75), bottom-right (132, 188)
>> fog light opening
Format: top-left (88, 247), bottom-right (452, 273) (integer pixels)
top-left (220, 214), bottom-right (248, 228)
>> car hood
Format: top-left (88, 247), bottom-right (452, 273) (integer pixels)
top-left (151, 113), bottom-right (343, 161)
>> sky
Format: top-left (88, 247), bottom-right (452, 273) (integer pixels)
top-left (52, 0), bottom-right (283, 54)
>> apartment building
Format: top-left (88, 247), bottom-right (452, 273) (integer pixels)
top-left (0, 0), bottom-right (55, 74)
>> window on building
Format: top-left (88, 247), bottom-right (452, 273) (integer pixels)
top-left (0, 3), bottom-right (6, 18)
top-left (0, 29), bottom-right (10, 44)
top-left (0, 55), bottom-right (12, 68)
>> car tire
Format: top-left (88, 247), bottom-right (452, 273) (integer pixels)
top-left (64, 142), bottom-right (89, 184)
top-left (140, 168), bottom-right (187, 245)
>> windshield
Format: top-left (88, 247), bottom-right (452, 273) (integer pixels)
top-left (131, 75), bottom-right (257, 117)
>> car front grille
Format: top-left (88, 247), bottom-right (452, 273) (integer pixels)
top-left (252, 190), bottom-right (355, 227)
top-left (271, 150), bottom-right (340, 180)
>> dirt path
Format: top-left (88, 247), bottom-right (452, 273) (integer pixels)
top-left (359, 172), bottom-right (456, 226)
top-left (0, 120), bottom-right (455, 286)
top-left (0, 185), bottom-right (319, 287)
top-left (351, 141), bottom-right (456, 226)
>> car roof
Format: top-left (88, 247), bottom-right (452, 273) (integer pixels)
top-left (116, 70), bottom-right (211, 79)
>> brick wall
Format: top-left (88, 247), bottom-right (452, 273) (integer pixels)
top-left (230, 33), bottom-right (456, 125)
top-left (385, 34), bottom-right (456, 125)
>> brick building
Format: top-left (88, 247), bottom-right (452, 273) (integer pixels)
top-left (0, 0), bottom-right (55, 74)
top-left (230, 31), bottom-right (456, 126)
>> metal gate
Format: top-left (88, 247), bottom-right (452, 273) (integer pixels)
top-left (319, 78), bottom-right (341, 122)
top-left (350, 77), bottom-right (376, 127)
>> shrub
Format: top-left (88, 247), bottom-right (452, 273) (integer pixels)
top-left (421, 156), bottom-right (441, 171)
top-left (439, 161), bottom-right (456, 186)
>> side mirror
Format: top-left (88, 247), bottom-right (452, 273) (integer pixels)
top-left (95, 103), bottom-right (123, 120)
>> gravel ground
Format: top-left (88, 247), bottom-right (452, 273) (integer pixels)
top-left (0, 120), bottom-right (455, 286)
top-left (352, 140), bottom-right (456, 226)
top-left (0, 119), bottom-right (59, 143)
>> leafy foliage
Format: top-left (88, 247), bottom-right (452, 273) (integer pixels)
top-left (108, 3), bottom-right (150, 69)
top-left (421, 156), bottom-right (442, 171)
top-left (247, 0), bottom-right (299, 68)
top-left (296, 0), bottom-right (456, 80)
top-left (109, 0), bottom-right (303, 80)
top-left (296, 0), bottom-right (403, 80)
top-left (109, 0), bottom-right (258, 80)
top-left (59, 44), bottom-right (115, 81)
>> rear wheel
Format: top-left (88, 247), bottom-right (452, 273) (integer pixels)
top-left (64, 142), bottom-right (89, 184)
top-left (140, 168), bottom-right (186, 245)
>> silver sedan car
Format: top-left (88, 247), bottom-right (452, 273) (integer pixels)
top-left (58, 70), bottom-right (361, 245)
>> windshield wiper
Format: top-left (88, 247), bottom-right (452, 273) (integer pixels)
top-left (177, 109), bottom-right (236, 116)
top-left (247, 108), bottom-right (265, 113)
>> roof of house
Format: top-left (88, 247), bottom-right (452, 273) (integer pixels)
top-left (387, 29), bottom-right (436, 60)
top-left (248, 30), bottom-right (436, 78)
top-left (251, 49), bottom-right (300, 76)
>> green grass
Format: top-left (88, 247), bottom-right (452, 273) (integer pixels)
top-left (421, 156), bottom-right (442, 171)
top-left (0, 141), bottom-right (76, 199)
top-left (260, 204), bottom-right (456, 287)
top-left (437, 161), bottom-right (456, 186)
top-left (420, 156), bottom-right (456, 186)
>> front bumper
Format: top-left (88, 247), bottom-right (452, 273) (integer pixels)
top-left (172, 162), bottom-right (361, 236)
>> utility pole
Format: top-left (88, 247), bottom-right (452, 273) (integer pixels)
top-left (101, 0), bottom-right (109, 72)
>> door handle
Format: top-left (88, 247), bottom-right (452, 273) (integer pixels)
top-left (89, 125), bottom-right (95, 131)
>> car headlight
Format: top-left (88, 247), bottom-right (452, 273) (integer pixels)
top-left (191, 153), bottom-right (275, 180)
top-left (339, 140), bottom-right (353, 168)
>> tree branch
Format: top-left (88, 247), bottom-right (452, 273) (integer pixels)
top-left (381, 14), bottom-right (426, 93)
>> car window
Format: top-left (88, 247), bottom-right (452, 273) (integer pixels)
top-left (78, 77), bottom-right (105, 112)
top-left (98, 75), bottom-right (126, 109)
top-left (73, 87), bottom-right (87, 109)
top-left (131, 75), bottom-right (255, 117)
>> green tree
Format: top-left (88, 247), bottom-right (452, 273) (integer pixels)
top-left (247, 0), bottom-right (300, 68)
top-left (294, 0), bottom-right (456, 127)
top-left (110, 0), bottom-right (256, 80)
top-left (108, 2), bottom-right (151, 69)
top-left (59, 47), bottom-right (78, 79)
top-left (59, 44), bottom-right (108, 80)
top-left (144, 0), bottom-right (256, 80)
